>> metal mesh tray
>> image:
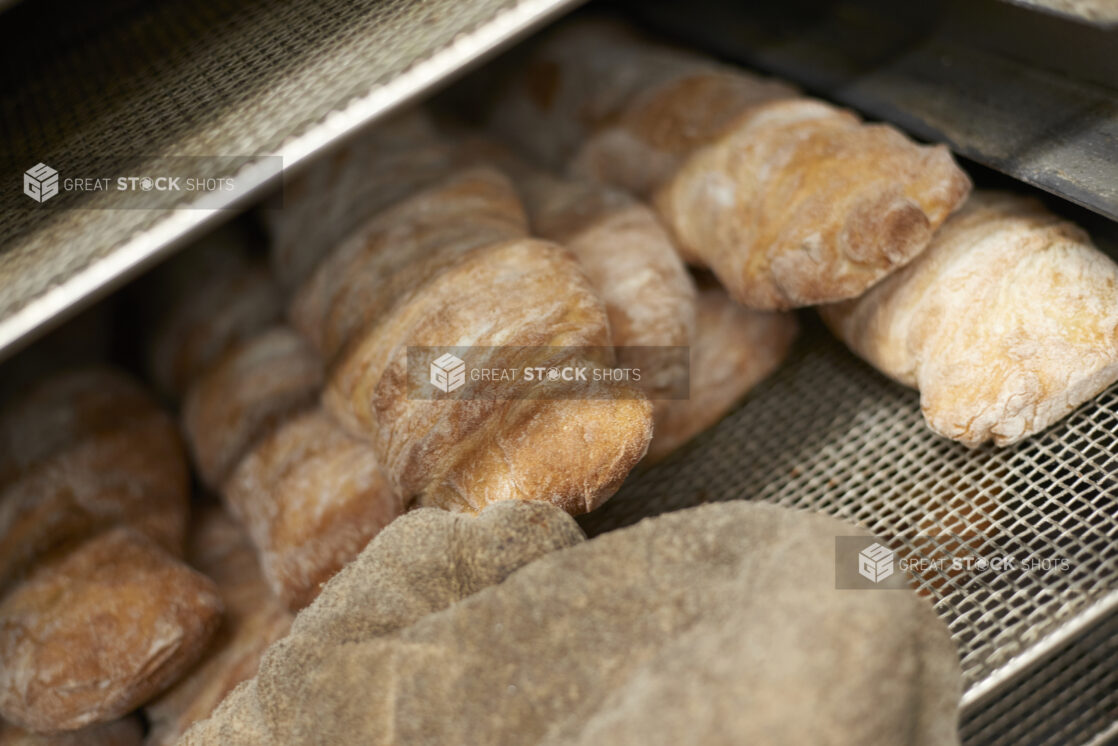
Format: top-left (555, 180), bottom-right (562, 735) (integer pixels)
top-left (0, 0), bottom-right (584, 362)
top-left (580, 314), bottom-right (1118, 743)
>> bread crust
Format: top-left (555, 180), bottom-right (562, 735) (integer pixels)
top-left (655, 99), bottom-right (972, 308)
top-left (290, 166), bottom-right (529, 361)
top-left (0, 369), bottom-right (189, 591)
top-left (182, 327), bottom-right (323, 489)
top-left (518, 173), bottom-right (697, 400)
top-left (822, 191), bottom-right (1118, 446)
top-left (0, 529), bottom-right (222, 733)
top-left (222, 410), bottom-right (404, 610)
top-left (144, 508), bottom-right (292, 745)
top-left (265, 108), bottom-right (456, 290)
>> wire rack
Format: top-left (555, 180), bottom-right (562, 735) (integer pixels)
top-left (581, 314), bottom-right (1118, 743)
top-left (0, 0), bottom-right (585, 360)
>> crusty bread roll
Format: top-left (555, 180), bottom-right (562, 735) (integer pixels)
top-left (290, 166), bottom-right (652, 515)
top-left (821, 191), bottom-right (1118, 447)
top-left (222, 409), bottom-right (405, 610)
top-left (647, 283), bottom-right (798, 461)
top-left (264, 108), bottom-right (457, 290)
top-left (0, 528), bottom-right (222, 733)
top-left (516, 172), bottom-right (697, 400)
top-left (0, 368), bottom-right (189, 591)
top-left (491, 19), bottom-right (971, 309)
top-left (654, 100), bottom-right (971, 308)
top-left (182, 327), bottom-right (323, 489)
top-left (0, 717), bottom-right (142, 745)
top-left (290, 166), bottom-right (529, 361)
top-left (322, 230), bottom-right (653, 515)
top-left (144, 230), bottom-right (282, 401)
top-left (144, 507), bottom-right (292, 745)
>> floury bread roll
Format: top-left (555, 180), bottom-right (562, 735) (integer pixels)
top-left (223, 409), bottom-right (405, 610)
top-left (290, 166), bottom-right (530, 361)
top-left (180, 325), bottom-right (403, 611)
top-left (264, 108), bottom-right (457, 291)
top-left (0, 368), bottom-right (189, 591)
top-left (516, 171), bottom-right (696, 400)
top-left (182, 327), bottom-right (324, 489)
top-left (647, 282), bottom-right (798, 462)
top-left (144, 508), bottom-right (292, 745)
top-left (491, 19), bottom-right (971, 309)
top-left (821, 192), bottom-right (1118, 447)
top-left (0, 529), bottom-right (222, 733)
top-left (294, 167), bottom-right (654, 515)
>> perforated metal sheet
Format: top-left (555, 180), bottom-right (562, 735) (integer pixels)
top-left (580, 314), bottom-right (1118, 731)
top-left (0, 0), bottom-right (584, 360)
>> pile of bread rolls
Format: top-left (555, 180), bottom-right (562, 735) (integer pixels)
top-left (2, 16), bottom-right (1117, 742)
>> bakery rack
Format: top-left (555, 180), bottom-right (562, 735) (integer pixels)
top-left (1, 0), bottom-right (1116, 744)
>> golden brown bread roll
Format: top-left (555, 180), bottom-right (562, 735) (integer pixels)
top-left (264, 108), bottom-right (457, 291)
top-left (144, 507), bottom-right (292, 745)
top-left (322, 229), bottom-right (653, 515)
top-left (0, 369), bottom-right (189, 591)
top-left (0, 529), bottom-right (222, 733)
top-left (821, 191), bottom-right (1118, 447)
top-left (289, 165), bottom-right (652, 515)
top-left (0, 717), bottom-right (142, 745)
top-left (491, 19), bottom-right (971, 309)
top-left (222, 409), bottom-right (405, 610)
top-left (516, 172), bottom-right (697, 400)
top-left (144, 230), bottom-right (283, 400)
top-left (290, 166), bottom-right (529, 361)
top-left (181, 327), bottom-right (323, 489)
top-left (654, 100), bottom-right (972, 308)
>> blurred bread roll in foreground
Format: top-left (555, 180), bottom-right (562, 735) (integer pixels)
top-left (144, 508), bottom-right (292, 745)
top-left (0, 368), bottom-right (189, 591)
top-left (822, 192), bottom-right (1118, 446)
top-left (0, 529), bottom-right (221, 733)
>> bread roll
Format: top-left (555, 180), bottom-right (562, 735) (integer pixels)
top-left (517, 172), bottom-right (697, 400)
top-left (0, 369), bottom-right (189, 591)
top-left (290, 166), bottom-right (529, 361)
top-left (144, 508), bottom-right (292, 745)
top-left (491, 19), bottom-right (971, 309)
top-left (0, 717), bottom-right (142, 745)
top-left (222, 409), bottom-right (404, 610)
top-left (264, 108), bottom-right (457, 290)
top-left (144, 230), bottom-right (282, 400)
top-left (182, 327), bottom-right (323, 489)
top-left (0, 529), bottom-right (222, 733)
top-left (323, 231), bottom-right (653, 515)
top-left (648, 283), bottom-right (797, 461)
top-left (654, 100), bottom-right (972, 308)
top-left (821, 191), bottom-right (1118, 446)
